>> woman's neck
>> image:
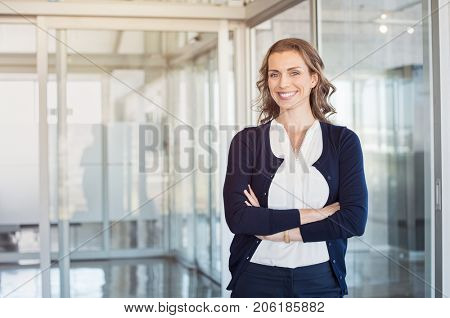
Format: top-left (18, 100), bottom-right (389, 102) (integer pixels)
top-left (276, 104), bottom-right (316, 133)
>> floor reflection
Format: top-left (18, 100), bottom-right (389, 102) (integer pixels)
top-left (0, 258), bottom-right (221, 298)
top-left (0, 251), bottom-right (427, 297)
top-left (346, 250), bottom-right (426, 297)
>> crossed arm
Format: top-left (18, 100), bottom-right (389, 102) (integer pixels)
top-left (243, 184), bottom-right (340, 242)
top-left (223, 127), bottom-right (368, 243)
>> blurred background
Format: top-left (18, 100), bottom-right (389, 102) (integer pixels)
top-left (0, 0), bottom-right (448, 298)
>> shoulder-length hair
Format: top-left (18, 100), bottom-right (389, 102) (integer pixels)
top-left (254, 38), bottom-right (336, 125)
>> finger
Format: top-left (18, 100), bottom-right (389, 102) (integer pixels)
top-left (245, 201), bottom-right (251, 206)
top-left (247, 185), bottom-right (257, 202)
top-left (328, 205), bottom-right (340, 215)
top-left (248, 185), bottom-right (257, 199)
top-left (243, 189), bottom-right (252, 200)
top-left (247, 185), bottom-right (260, 206)
top-left (244, 189), bottom-right (259, 206)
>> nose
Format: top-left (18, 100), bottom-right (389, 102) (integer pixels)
top-left (278, 73), bottom-right (290, 88)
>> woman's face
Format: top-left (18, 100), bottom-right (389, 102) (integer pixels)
top-left (267, 50), bottom-right (318, 111)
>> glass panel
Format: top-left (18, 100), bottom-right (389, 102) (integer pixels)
top-left (320, 0), bottom-right (432, 297)
top-left (169, 65), bottom-right (196, 262)
top-left (0, 27), bottom-right (37, 245)
top-left (192, 54), bottom-right (212, 273)
top-left (0, 78), bottom-right (39, 230)
top-left (48, 75), bottom-right (104, 252)
top-left (46, 28), bottom-right (219, 297)
top-left (0, 21), bottom-right (221, 297)
top-left (166, 40), bottom-right (219, 281)
top-left (0, 24), bottom-right (41, 298)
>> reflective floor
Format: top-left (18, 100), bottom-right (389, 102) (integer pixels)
top-left (346, 250), bottom-right (426, 297)
top-left (0, 258), bottom-right (221, 298)
top-left (0, 248), bottom-right (428, 298)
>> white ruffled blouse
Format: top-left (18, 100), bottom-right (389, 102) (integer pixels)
top-left (249, 118), bottom-right (330, 268)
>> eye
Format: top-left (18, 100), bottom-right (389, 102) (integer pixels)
top-left (291, 71), bottom-right (301, 76)
top-left (269, 73), bottom-right (278, 78)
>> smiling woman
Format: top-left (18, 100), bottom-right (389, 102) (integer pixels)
top-left (255, 38), bottom-right (336, 125)
top-left (223, 38), bottom-right (368, 298)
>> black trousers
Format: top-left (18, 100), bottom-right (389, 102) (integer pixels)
top-left (230, 260), bottom-right (343, 298)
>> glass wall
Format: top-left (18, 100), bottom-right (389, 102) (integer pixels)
top-left (0, 23), bottom-right (44, 296)
top-left (0, 23), bottom-right (223, 297)
top-left (167, 44), bottom-right (221, 283)
top-left (47, 30), bottom-right (171, 258)
top-left (47, 29), bottom-right (222, 296)
top-left (247, 0), bottom-right (433, 298)
top-left (319, 0), bottom-right (432, 297)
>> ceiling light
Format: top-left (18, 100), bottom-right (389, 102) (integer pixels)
top-left (380, 13), bottom-right (387, 20)
top-left (407, 27), bottom-right (414, 34)
top-left (379, 25), bottom-right (388, 34)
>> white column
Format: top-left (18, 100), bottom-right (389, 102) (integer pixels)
top-left (218, 19), bottom-right (233, 298)
top-left (37, 16), bottom-right (51, 298)
top-left (56, 29), bottom-right (71, 298)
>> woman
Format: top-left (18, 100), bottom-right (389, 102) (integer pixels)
top-left (223, 38), bottom-right (368, 298)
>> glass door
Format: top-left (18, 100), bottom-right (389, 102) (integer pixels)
top-left (318, 0), bottom-right (434, 297)
top-left (246, 0), bottom-right (436, 297)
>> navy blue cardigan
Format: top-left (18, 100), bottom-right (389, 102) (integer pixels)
top-left (223, 119), bottom-right (368, 295)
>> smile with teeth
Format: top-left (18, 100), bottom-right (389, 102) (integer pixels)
top-left (277, 91), bottom-right (298, 100)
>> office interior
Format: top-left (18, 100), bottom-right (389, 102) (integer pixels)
top-left (0, 0), bottom-right (449, 298)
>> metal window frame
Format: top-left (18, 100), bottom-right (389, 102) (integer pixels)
top-left (36, 15), bottom-right (51, 298)
top-left (431, 0), bottom-right (450, 298)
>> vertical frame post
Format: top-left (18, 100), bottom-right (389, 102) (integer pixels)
top-left (218, 19), bottom-right (232, 297)
top-left (56, 29), bottom-right (71, 298)
top-left (37, 16), bottom-right (51, 298)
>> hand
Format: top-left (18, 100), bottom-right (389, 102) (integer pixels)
top-left (243, 184), bottom-right (260, 207)
top-left (298, 202), bottom-right (340, 225)
top-left (320, 202), bottom-right (340, 218)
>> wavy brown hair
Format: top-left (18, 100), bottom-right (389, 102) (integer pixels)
top-left (254, 38), bottom-right (336, 125)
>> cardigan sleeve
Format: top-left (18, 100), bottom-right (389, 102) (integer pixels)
top-left (299, 128), bottom-right (368, 242)
top-left (223, 128), bottom-right (301, 236)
